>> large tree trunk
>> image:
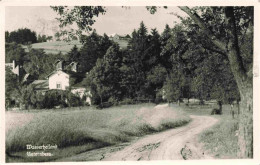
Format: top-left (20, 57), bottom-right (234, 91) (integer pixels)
top-left (237, 86), bottom-right (253, 158)
top-left (225, 7), bottom-right (253, 158)
top-left (179, 6), bottom-right (253, 158)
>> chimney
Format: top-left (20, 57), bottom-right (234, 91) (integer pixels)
top-left (12, 60), bottom-right (15, 70)
top-left (56, 60), bottom-right (64, 71)
top-left (71, 62), bottom-right (78, 72)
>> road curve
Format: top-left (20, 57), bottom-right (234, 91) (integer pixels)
top-left (104, 115), bottom-right (218, 160)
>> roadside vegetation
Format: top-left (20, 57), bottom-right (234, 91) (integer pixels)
top-left (177, 100), bottom-right (239, 158)
top-left (200, 116), bottom-right (238, 159)
top-left (6, 103), bottom-right (190, 162)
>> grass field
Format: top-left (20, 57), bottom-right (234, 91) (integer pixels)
top-left (22, 39), bottom-right (128, 55)
top-left (22, 41), bottom-right (83, 54)
top-left (6, 103), bottom-right (190, 162)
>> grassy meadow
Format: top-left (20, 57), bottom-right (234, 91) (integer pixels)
top-left (22, 40), bottom-right (83, 54)
top-left (6, 103), bottom-right (190, 162)
top-left (22, 39), bottom-right (128, 55)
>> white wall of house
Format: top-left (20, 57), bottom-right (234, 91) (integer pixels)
top-left (48, 70), bottom-right (70, 90)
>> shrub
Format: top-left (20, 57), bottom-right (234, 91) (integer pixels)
top-left (22, 89), bottom-right (85, 109)
top-left (67, 92), bottom-right (83, 107)
top-left (108, 96), bottom-right (119, 106)
top-left (120, 98), bottom-right (135, 105)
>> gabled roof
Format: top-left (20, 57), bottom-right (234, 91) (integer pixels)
top-left (54, 59), bottom-right (63, 64)
top-left (55, 59), bottom-right (73, 66)
top-left (31, 80), bottom-right (49, 90)
top-left (45, 70), bottom-right (70, 79)
top-left (71, 81), bottom-right (88, 89)
top-left (69, 61), bottom-right (78, 66)
top-left (22, 73), bottom-right (30, 82)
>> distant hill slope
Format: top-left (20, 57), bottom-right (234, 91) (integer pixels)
top-left (23, 38), bottom-right (129, 55)
top-left (22, 41), bottom-right (83, 55)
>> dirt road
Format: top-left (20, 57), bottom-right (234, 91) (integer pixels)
top-left (58, 104), bottom-right (218, 161)
top-left (103, 115), bottom-right (218, 160)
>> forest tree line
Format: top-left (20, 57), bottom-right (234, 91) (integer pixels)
top-left (6, 21), bottom-right (242, 107)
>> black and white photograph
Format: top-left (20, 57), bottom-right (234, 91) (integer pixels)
top-left (2, 2), bottom-right (258, 163)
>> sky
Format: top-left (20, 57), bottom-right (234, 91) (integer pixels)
top-left (5, 6), bottom-right (187, 36)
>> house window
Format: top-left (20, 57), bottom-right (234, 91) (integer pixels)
top-left (56, 82), bottom-right (62, 89)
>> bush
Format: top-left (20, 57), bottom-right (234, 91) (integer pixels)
top-left (42, 90), bottom-right (68, 108)
top-left (119, 98), bottom-right (135, 105)
top-left (96, 102), bottom-right (113, 109)
top-left (108, 96), bottom-right (119, 106)
top-left (154, 95), bottom-right (164, 104)
top-left (67, 92), bottom-right (83, 107)
top-left (23, 89), bottom-right (85, 109)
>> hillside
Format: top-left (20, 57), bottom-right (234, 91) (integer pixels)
top-left (22, 40), bottom-right (83, 55)
top-left (22, 38), bottom-right (129, 54)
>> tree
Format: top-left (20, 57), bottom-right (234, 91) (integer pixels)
top-left (37, 34), bottom-right (49, 43)
top-left (79, 30), bottom-right (112, 73)
top-left (23, 49), bottom-right (59, 79)
top-left (46, 36), bottom-right (53, 42)
top-left (160, 24), bottom-right (173, 74)
top-left (87, 58), bottom-right (109, 105)
top-left (5, 42), bottom-right (26, 64)
top-left (55, 32), bottom-right (61, 41)
top-left (143, 29), bottom-right (166, 100)
top-left (7, 28), bottom-right (37, 44)
top-left (124, 22), bottom-right (152, 100)
top-left (86, 44), bottom-right (123, 105)
top-left (19, 84), bottom-right (36, 109)
top-left (145, 6), bottom-right (252, 157)
top-left (5, 31), bottom-right (10, 43)
top-left (102, 44), bottom-right (123, 101)
top-left (5, 67), bottom-right (19, 109)
top-left (178, 6), bottom-right (253, 158)
top-left (66, 45), bottom-right (81, 62)
top-left (163, 68), bottom-right (185, 104)
top-left (51, 6), bottom-right (106, 40)
top-left (161, 23), bottom-right (194, 104)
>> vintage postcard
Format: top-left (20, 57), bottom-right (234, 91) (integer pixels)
top-left (0, 0), bottom-right (259, 164)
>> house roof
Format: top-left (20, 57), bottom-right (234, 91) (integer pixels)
top-left (31, 80), bottom-right (49, 90)
top-left (22, 73), bottom-right (30, 82)
top-left (71, 81), bottom-right (89, 89)
top-left (69, 61), bottom-right (78, 66)
top-left (55, 59), bottom-right (75, 66)
top-left (45, 70), bottom-right (70, 78)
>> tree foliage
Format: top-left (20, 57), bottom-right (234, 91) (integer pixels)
top-left (23, 49), bottom-right (59, 80)
top-left (6, 28), bottom-right (37, 44)
top-left (178, 6), bottom-right (253, 158)
top-left (5, 43), bottom-right (26, 64)
top-left (51, 6), bottom-right (106, 41)
top-left (79, 31), bottom-right (113, 73)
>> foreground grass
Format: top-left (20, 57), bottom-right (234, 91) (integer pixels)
top-left (199, 116), bottom-right (238, 158)
top-left (176, 100), bottom-right (239, 159)
top-left (6, 103), bottom-right (190, 162)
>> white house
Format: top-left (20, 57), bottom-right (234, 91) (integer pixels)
top-left (47, 70), bottom-right (70, 90)
top-left (32, 59), bottom-right (91, 105)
